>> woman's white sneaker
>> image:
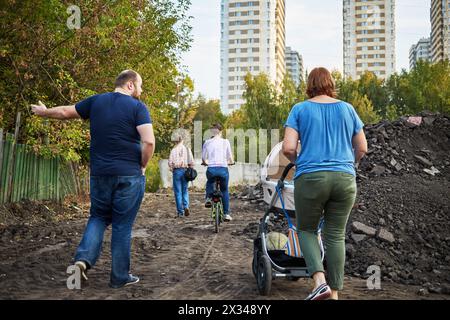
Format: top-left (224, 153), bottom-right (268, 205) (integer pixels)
top-left (304, 283), bottom-right (332, 300)
top-left (74, 260), bottom-right (88, 281)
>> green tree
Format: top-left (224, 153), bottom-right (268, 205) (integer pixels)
top-left (193, 95), bottom-right (226, 132)
top-left (386, 60), bottom-right (450, 116)
top-left (356, 71), bottom-right (389, 117)
top-left (350, 92), bottom-right (381, 124)
top-left (408, 60), bottom-right (450, 114)
top-left (0, 0), bottom-right (193, 161)
top-left (241, 73), bottom-right (278, 130)
top-left (278, 74), bottom-right (299, 128)
top-left (224, 109), bottom-right (245, 130)
top-left (335, 72), bottom-right (358, 103)
top-left (385, 70), bottom-right (412, 115)
top-left (174, 75), bottom-right (197, 128)
top-left (386, 104), bottom-right (399, 121)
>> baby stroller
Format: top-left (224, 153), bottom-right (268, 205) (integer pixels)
top-left (253, 143), bottom-right (325, 296)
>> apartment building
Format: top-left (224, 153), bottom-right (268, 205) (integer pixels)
top-left (220, 0), bottom-right (286, 115)
top-left (430, 0), bottom-right (450, 63)
top-left (343, 0), bottom-right (396, 79)
top-left (285, 46), bottom-right (303, 87)
top-left (409, 38), bottom-right (431, 69)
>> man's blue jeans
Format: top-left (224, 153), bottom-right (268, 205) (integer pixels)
top-left (172, 168), bottom-right (189, 215)
top-left (206, 167), bottom-right (230, 214)
top-left (74, 175), bottom-right (145, 286)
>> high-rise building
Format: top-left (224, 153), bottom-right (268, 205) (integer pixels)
top-left (430, 0), bottom-right (450, 63)
top-left (285, 46), bottom-right (303, 87)
top-left (409, 38), bottom-right (431, 70)
top-left (220, 0), bottom-right (286, 115)
top-left (343, 0), bottom-right (396, 79)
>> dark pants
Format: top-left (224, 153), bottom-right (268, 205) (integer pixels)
top-left (294, 171), bottom-right (356, 290)
top-left (206, 167), bottom-right (230, 214)
top-left (74, 175), bottom-right (145, 286)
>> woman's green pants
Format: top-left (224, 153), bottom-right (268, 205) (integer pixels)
top-left (294, 171), bottom-right (356, 290)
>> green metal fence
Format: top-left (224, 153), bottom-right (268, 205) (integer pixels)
top-left (0, 130), bottom-right (88, 204)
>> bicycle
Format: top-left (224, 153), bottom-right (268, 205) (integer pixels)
top-left (211, 176), bottom-right (224, 233)
top-left (202, 161), bottom-right (234, 233)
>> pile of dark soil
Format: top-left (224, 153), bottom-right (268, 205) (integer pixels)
top-left (358, 112), bottom-right (450, 178)
top-left (0, 199), bottom-right (88, 231)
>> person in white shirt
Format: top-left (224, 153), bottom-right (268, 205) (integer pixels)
top-left (202, 123), bottom-right (234, 221)
top-left (169, 134), bottom-right (194, 217)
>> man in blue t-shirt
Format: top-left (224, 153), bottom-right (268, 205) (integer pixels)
top-left (31, 70), bottom-right (155, 288)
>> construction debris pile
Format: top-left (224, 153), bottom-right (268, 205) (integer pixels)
top-left (358, 112), bottom-right (450, 178)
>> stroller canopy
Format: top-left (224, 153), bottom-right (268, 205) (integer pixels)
top-left (261, 141), bottom-right (301, 213)
top-left (261, 142), bottom-right (300, 183)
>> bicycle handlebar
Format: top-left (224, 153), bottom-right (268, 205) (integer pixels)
top-left (201, 161), bottom-right (236, 166)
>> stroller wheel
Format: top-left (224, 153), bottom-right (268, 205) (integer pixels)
top-left (252, 249), bottom-right (261, 278)
top-left (256, 255), bottom-right (272, 296)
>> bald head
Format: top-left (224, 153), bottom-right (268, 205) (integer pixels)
top-left (114, 70), bottom-right (143, 98)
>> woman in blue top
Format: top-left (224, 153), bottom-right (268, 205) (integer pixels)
top-left (282, 67), bottom-right (368, 300)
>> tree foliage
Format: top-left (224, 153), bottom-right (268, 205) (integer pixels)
top-left (349, 92), bottom-right (381, 124)
top-left (335, 60), bottom-right (450, 122)
top-left (0, 0), bottom-right (192, 161)
top-left (193, 95), bottom-right (226, 132)
top-left (385, 60), bottom-right (450, 116)
top-left (241, 73), bottom-right (300, 131)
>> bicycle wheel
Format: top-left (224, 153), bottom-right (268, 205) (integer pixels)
top-left (215, 203), bottom-right (220, 233)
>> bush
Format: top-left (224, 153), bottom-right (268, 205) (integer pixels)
top-left (145, 156), bottom-right (162, 193)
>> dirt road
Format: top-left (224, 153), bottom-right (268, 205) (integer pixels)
top-left (0, 192), bottom-right (448, 300)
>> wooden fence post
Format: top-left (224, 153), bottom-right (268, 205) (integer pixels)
top-left (7, 112), bottom-right (21, 203)
top-left (0, 128), bottom-right (4, 203)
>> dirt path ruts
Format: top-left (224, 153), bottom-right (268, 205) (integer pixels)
top-left (0, 193), bottom-right (448, 300)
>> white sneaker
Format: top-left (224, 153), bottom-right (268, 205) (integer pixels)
top-left (224, 214), bottom-right (232, 222)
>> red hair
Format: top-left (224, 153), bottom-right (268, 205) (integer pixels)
top-left (306, 67), bottom-right (337, 98)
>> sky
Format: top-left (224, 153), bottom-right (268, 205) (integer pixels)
top-left (180, 0), bottom-right (432, 100)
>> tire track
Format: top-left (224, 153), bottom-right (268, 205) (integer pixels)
top-left (155, 231), bottom-right (219, 299)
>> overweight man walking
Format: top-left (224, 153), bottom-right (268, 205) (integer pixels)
top-left (31, 70), bottom-right (155, 288)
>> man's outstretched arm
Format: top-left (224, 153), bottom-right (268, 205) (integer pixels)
top-left (31, 101), bottom-right (81, 120)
